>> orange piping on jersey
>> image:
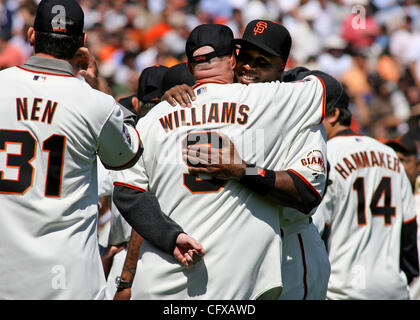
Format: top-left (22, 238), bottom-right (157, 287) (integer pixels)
top-left (103, 128), bottom-right (142, 170)
top-left (0, 129), bottom-right (37, 195)
top-left (17, 66), bottom-right (74, 77)
top-left (287, 168), bottom-right (322, 199)
top-left (403, 216), bottom-right (417, 224)
top-left (43, 134), bottom-right (66, 198)
top-left (113, 181), bottom-right (146, 193)
top-left (297, 233), bottom-right (308, 300)
top-left (192, 81), bottom-right (227, 89)
top-left (314, 76), bottom-right (326, 124)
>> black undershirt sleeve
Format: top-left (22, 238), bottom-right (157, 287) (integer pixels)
top-left (112, 185), bottom-right (184, 254)
top-left (400, 218), bottom-right (419, 284)
top-left (285, 170), bottom-right (322, 214)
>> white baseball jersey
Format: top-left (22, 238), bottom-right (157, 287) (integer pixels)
top-left (113, 76), bottom-right (327, 299)
top-left (409, 183), bottom-right (420, 299)
top-left (0, 57), bottom-right (141, 299)
top-left (313, 131), bottom-right (416, 300)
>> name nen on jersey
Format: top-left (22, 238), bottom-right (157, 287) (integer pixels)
top-left (335, 150), bottom-right (400, 179)
top-left (16, 97), bottom-right (58, 124)
top-left (159, 102), bottom-right (250, 133)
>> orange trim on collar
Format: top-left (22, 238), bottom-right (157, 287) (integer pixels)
top-left (192, 81), bottom-right (228, 89)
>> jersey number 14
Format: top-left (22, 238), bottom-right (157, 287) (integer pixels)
top-left (353, 176), bottom-right (396, 225)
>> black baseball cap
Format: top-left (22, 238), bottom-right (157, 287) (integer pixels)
top-left (161, 62), bottom-right (195, 93)
top-left (34, 0), bottom-right (84, 36)
top-left (282, 67), bottom-right (349, 112)
top-left (186, 24), bottom-right (235, 63)
top-left (385, 133), bottom-right (418, 156)
top-left (234, 20), bottom-right (292, 63)
top-left (137, 65), bottom-right (169, 103)
top-left (118, 95), bottom-right (138, 115)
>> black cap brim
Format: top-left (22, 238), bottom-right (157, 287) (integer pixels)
top-left (233, 38), bottom-right (280, 57)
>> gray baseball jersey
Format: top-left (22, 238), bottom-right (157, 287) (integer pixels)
top-left (0, 57), bottom-right (142, 299)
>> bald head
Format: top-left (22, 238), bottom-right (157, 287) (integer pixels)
top-left (188, 46), bottom-right (236, 84)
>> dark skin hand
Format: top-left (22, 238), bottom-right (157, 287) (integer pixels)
top-left (161, 83), bottom-right (196, 108)
top-left (182, 133), bottom-right (306, 212)
top-left (113, 230), bottom-right (143, 300)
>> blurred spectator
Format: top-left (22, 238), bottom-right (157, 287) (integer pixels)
top-left (366, 74), bottom-right (403, 140)
top-left (226, 8), bottom-right (245, 38)
top-left (389, 15), bottom-right (420, 67)
top-left (376, 52), bottom-right (400, 84)
top-left (341, 50), bottom-right (372, 97)
top-left (341, 2), bottom-right (381, 48)
top-left (0, 31), bottom-right (25, 69)
top-left (317, 35), bottom-right (353, 80)
top-left (285, 2), bottom-right (323, 65)
top-left (2, 0), bottom-right (418, 145)
top-left (198, 0), bottom-right (232, 21)
top-left (0, 0), bottom-right (13, 40)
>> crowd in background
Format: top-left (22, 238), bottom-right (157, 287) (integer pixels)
top-left (1, 0), bottom-right (420, 141)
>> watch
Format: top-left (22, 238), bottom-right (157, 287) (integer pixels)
top-left (115, 276), bottom-right (132, 291)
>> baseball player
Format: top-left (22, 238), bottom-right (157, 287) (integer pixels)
top-left (385, 132), bottom-right (420, 299)
top-left (112, 24), bottom-right (327, 299)
top-left (0, 0), bottom-right (201, 300)
top-left (312, 89), bottom-right (419, 300)
top-left (111, 62), bottom-right (197, 300)
top-left (162, 20), bottom-right (332, 300)
top-left (0, 0), bottom-right (142, 299)
top-left (103, 63), bottom-right (196, 299)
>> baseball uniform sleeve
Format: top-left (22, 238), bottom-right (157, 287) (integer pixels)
top-left (110, 127), bottom-right (185, 254)
top-left (277, 75), bottom-right (326, 128)
top-left (98, 102), bottom-right (143, 170)
top-left (283, 123), bottom-right (328, 213)
top-left (112, 187), bottom-right (184, 254)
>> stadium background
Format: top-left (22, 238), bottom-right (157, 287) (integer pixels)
top-left (1, 0), bottom-right (419, 146)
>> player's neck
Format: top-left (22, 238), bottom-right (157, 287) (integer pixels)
top-left (34, 52), bottom-right (68, 62)
top-left (330, 125), bottom-right (351, 139)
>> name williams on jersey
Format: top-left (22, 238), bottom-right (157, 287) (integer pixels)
top-left (334, 150), bottom-right (401, 179)
top-left (159, 102), bottom-right (250, 133)
top-left (16, 97), bottom-right (58, 124)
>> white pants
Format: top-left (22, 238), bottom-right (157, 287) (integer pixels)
top-left (279, 221), bottom-right (330, 300)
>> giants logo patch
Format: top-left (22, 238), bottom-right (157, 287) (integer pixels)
top-left (301, 150), bottom-right (325, 173)
top-left (253, 21), bottom-right (268, 35)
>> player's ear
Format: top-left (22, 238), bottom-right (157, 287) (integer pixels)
top-left (132, 97), bottom-right (141, 115)
top-left (83, 33), bottom-right (88, 46)
top-left (27, 27), bottom-right (35, 46)
top-left (230, 52), bottom-right (236, 70)
top-left (327, 107), bottom-right (341, 125)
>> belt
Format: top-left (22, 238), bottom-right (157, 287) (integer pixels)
top-left (281, 217), bottom-right (312, 237)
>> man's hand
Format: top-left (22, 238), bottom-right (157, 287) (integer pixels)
top-left (182, 133), bottom-right (246, 180)
top-left (101, 244), bottom-right (127, 279)
top-left (161, 84), bottom-right (196, 108)
top-left (173, 233), bottom-right (205, 267)
top-left (72, 47), bottom-right (112, 94)
top-left (114, 287), bottom-right (131, 300)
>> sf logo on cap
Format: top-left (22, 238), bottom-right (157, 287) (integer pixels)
top-left (253, 21), bottom-right (268, 35)
top-left (51, 5), bottom-right (67, 32)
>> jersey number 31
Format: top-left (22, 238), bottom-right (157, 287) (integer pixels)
top-left (0, 129), bottom-right (65, 197)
